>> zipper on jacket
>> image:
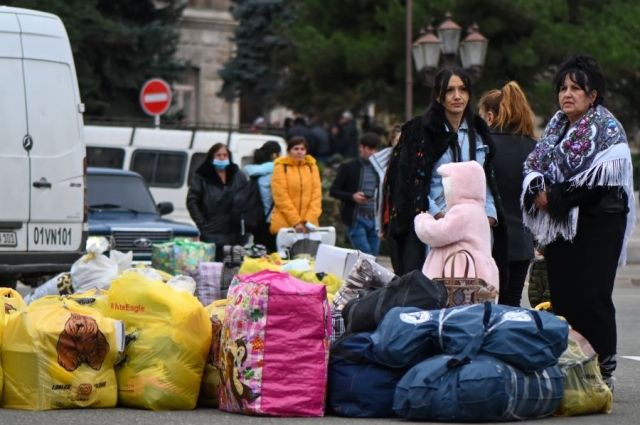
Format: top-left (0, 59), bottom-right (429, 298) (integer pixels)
top-left (298, 165), bottom-right (303, 213)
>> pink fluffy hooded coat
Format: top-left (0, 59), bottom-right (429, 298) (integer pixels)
top-left (414, 161), bottom-right (499, 290)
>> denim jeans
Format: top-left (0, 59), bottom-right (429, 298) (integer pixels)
top-left (347, 215), bottom-right (380, 256)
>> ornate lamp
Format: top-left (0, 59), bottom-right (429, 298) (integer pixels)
top-left (459, 23), bottom-right (489, 69)
top-left (436, 12), bottom-right (462, 56)
top-left (412, 25), bottom-right (441, 72)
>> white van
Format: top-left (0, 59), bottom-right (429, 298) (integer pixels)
top-left (84, 125), bottom-right (286, 224)
top-left (0, 7), bottom-right (86, 286)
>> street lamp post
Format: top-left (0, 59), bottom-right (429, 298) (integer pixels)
top-left (411, 12), bottom-right (489, 87)
top-left (405, 0), bottom-right (413, 121)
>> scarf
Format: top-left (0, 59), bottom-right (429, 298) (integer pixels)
top-left (521, 105), bottom-right (636, 264)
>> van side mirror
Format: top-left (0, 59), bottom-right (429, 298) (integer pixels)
top-left (157, 202), bottom-right (174, 216)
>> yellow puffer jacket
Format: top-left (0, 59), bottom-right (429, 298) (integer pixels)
top-left (270, 155), bottom-right (322, 234)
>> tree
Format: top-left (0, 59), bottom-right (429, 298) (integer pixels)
top-left (276, 0), bottom-right (640, 136)
top-left (5, 0), bottom-right (186, 117)
top-left (455, 0), bottom-right (640, 133)
top-left (217, 0), bottom-right (295, 114)
top-left (276, 0), bottom-right (452, 119)
top-left (220, 0), bottom-right (640, 137)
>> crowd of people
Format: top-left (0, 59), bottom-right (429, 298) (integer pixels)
top-left (186, 54), bottom-right (635, 391)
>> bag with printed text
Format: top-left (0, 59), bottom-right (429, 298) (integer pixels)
top-left (106, 272), bottom-right (211, 410)
top-left (1, 297), bottom-right (123, 410)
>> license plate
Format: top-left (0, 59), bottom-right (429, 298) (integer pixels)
top-left (0, 231), bottom-right (17, 247)
top-left (32, 226), bottom-right (73, 247)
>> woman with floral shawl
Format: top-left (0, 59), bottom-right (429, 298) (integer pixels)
top-left (522, 55), bottom-right (636, 391)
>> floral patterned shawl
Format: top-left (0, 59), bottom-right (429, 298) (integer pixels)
top-left (521, 105), bottom-right (636, 264)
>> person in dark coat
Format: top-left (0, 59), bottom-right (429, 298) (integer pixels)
top-left (286, 117), bottom-right (316, 154)
top-left (334, 111), bottom-right (359, 159)
top-left (385, 67), bottom-right (508, 283)
top-left (309, 115), bottom-right (332, 163)
top-left (187, 143), bottom-right (250, 261)
top-left (330, 132), bottom-right (381, 255)
top-left (478, 81), bottom-right (537, 306)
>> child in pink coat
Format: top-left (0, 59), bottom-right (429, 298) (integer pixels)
top-left (414, 161), bottom-right (499, 290)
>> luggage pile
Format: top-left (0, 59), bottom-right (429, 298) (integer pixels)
top-left (328, 303), bottom-right (576, 421)
top-left (0, 232), bottom-right (615, 418)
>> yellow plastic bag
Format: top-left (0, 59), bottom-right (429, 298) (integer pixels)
top-left (0, 305), bottom-right (5, 395)
top-left (319, 272), bottom-right (342, 295)
top-left (28, 289), bottom-right (111, 318)
top-left (199, 299), bottom-right (228, 407)
top-left (107, 272), bottom-right (211, 410)
top-left (0, 287), bottom-right (26, 319)
top-left (288, 269), bottom-right (342, 296)
top-left (238, 256), bottom-right (282, 275)
top-left (555, 330), bottom-right (613, 416)
top-left (1, 298), bottom-right (122, 410)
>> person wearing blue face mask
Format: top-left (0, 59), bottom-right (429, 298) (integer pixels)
top-left (187, 143), bottom-right (251, 261)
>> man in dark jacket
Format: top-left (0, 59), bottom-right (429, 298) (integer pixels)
top-left (330, 132), bottom-right (381, 255)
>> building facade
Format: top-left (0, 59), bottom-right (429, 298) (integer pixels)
top-left (174, 0), bottom-right (239, 127)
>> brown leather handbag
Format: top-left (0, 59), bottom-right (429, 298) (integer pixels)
top-left (433, 249), bottom-right (497, 307)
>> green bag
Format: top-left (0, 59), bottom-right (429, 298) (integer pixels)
top-left (151, 239), bottom-right (216, 275)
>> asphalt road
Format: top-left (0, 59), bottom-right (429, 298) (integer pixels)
top-left (2, 281), bottom-right (639, 425)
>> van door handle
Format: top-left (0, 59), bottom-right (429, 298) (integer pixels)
top-left (33, 179), bottom-right (52, 189)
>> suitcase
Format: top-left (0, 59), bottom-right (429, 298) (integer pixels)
top-left (276, 226), bottom-right (336, 257)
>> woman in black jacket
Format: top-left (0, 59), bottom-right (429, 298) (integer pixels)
top-left (187, 143), bottom-right (250, 261)
top-left (478, 81), bottom-right (537, 306)
top-left (386, 67), bottom-right (508, 280)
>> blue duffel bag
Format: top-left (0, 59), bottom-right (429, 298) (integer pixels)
top-left (394, 354), bottom-right (564, 421)
top-left (327, 332), bottom-right (405, 417)
top-left (370, 304), bottom-right (490, 369)
top-left (482, 304), bottom-right (569, 372)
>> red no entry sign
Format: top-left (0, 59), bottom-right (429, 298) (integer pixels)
top-left (140, 78), bottom-right (172, 116)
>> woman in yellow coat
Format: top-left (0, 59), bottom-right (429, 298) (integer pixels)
top-left (270, 136), bottom-right (322, 234)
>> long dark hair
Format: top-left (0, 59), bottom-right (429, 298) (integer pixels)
top-left (428, 66), bottom-right (478, 159)
top-left (253, 140), bottom-right (282, 164)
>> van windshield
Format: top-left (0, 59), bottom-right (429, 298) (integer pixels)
top-left (88, 174), bottom-right (158, 214)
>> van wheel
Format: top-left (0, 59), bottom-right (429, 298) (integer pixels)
top-left (22, 274), bottom-right (54, 288)
top-left (0, 276), bottom-right (18, 289)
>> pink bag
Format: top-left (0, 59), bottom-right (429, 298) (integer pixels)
top-left (219, 270), bottom-right (331, 416)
